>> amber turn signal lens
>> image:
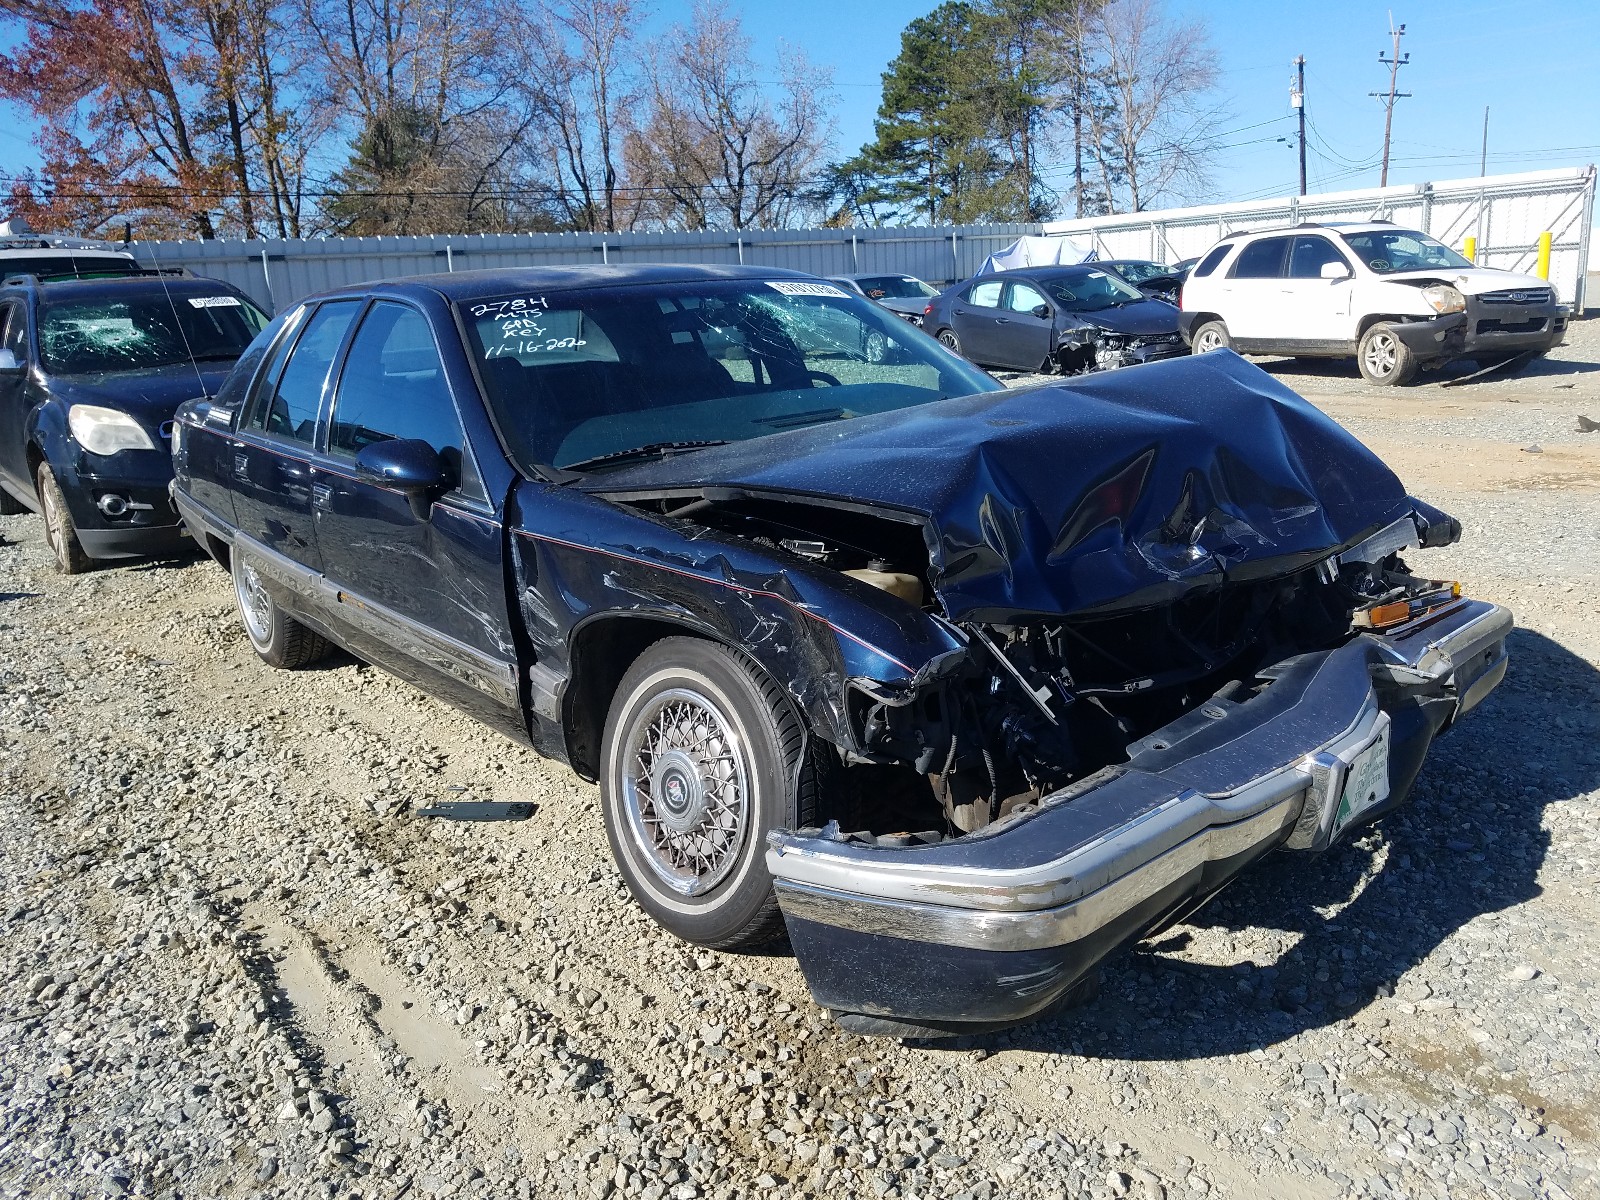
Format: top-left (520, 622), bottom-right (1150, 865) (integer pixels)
top-left (1364, 601), bottom-right (1413, 628)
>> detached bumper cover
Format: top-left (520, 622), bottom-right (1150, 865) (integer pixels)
top-left (767, 598), bottom-right (1511, 1035)
top-left (1392, 299), bottom-right (1565, 360)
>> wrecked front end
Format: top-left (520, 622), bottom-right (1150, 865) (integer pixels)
top-left (768, 583), bottom-right (1509, 1036)
top-left (595, 353), bottom-right (1512, 1035)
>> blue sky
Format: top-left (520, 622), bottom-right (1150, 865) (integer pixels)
top-left (3, 1), bottom-right (1597, 220)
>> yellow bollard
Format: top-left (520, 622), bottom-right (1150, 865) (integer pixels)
top-left (1463, 236), bottom-right (1477, 263)
top-left (1536, 231), bottom-right (1552, 280)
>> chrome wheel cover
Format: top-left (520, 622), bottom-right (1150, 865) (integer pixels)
top-left (620, 687), bottom-right (749, 896)
top-left (937, 330), bottom-right (959, 350)
top-left (1363, 331), bottom-right (1398, 378)
top-left (1193, 328), bottom-right (1225, 353)
top-left (235, 559), bottom-right (273, 644)
top-left (864, 329), bottom-right (887, 363)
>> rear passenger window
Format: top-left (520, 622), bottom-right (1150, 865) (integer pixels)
top-left (1193, 243), bottom-right (1233, 278)
top-left (1228, 238), bottom-right (1292, 279)
top-left (247, 300), bottom-right (358, 444)
top-left (330, 302), bottom-right (471, 485)
top-left (967, 280), bottom-right (1003, 308)
top-left (0, 304), bottom-right (24, 358)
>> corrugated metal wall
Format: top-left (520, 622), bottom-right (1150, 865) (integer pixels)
top-left (1041, 167), bottom-right (1597, 307)
top-left (129, 224), bottom-right (1042, 314)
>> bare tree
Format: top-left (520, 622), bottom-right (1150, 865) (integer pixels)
top-left (507, 0), bottom-right (644, 233)
top-left (1084, 0), bottom-right (1220, 212)
top-left (626, 1), bottom-right (834, 231)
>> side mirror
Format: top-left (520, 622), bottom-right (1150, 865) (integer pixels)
top-left (1320, 261), bottom-right (1352, 280)
top-left (1031, 304), bottom-right (1051, 319)
top-left (355, 438), bottom-right (454, 518)
top-left (0, 348), bottom-right (21, 372)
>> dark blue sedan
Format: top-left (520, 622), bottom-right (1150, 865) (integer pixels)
top-left (172, 264), bottom-right (1509, 1037)
top-left (0, 270), bottom-right (267, 570)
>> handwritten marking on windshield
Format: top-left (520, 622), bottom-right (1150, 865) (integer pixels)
top-left (470, 296), bottom-right (550, 319)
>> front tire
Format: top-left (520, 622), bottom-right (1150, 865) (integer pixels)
top-left (1190, 320), bottom-right (1231, 354)
top-left (35, 463), bottom-right (92, 574)
top-left (1357, 323), bottom-right (1419, 385)
top-left (600, 637), bottom-right (815, 950)
top-left (231, 547), bottom-right (331, 669)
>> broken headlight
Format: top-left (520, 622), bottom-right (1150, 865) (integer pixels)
top-left (1421, 284), bottom-right (1466, 315)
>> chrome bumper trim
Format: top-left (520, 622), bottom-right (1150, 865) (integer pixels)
top-left (774, 793), bottom-right (1303, 953)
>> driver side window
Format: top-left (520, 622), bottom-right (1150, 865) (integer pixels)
top-left (1, 304), bottom-right (26, 360)
top-left (1005, 282), bottom-right (1049, 314)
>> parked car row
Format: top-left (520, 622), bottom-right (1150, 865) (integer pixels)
top-left (2, 247), bottom-right (1512, 1037)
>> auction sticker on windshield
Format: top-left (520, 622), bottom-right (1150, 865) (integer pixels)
top-left (767, 281), bottom-right (849, 298)
top-left (1332, 722), bottom-right (1392, 840)
top-left (187, 296), bottom-right (242, 308)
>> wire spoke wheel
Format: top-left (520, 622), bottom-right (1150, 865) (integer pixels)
top-left (234, 560), bottom-right (273, 644)
top-left (620, 687), bottom-right (750, 897)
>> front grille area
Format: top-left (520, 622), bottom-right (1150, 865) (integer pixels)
top-left (1476, 318), bottom-right (1549, 335)
top-left (1476, 287), bottom-right (1553, 305)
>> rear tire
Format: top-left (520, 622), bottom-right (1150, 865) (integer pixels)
top-left (35, 463), bottom-right (92, 574)
top-left (600, 636), bottom-right (817, 950)
top-left (1357, 323), bottom-right (1419, 385)
top-left (1190, 320), bottom-right (1231, 354)
top-left (936, 328), bottom-right (962, 356)
top-left (231, 547), bottom-right (331, 669)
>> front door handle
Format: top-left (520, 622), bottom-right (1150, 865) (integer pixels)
top-left (232, 453), bottom-right (248, 478)
top-left (311, 481), bottom-right (333, 508)
top-left (995, 317), bottom-right (1011, 324)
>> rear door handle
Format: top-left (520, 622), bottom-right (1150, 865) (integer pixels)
top-left (311, 481), bottom-right (333, 508)
top-left (995, 317), bottom-right (1011, 324)
top-left (232, 453), bottom-right (248, 478)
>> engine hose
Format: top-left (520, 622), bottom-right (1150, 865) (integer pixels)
top-left (983, 747), bottom-right (999, 820)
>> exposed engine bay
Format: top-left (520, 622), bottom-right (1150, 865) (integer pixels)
top-left (634, 490), bottom-right (1460, 843)
top-left (1053, 327), bottom-right (1187, 375)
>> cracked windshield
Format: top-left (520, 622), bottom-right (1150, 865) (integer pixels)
top-left (461, 281), bottom-right (995, 470)
top-left (38, 292), bottom-right (268, 375)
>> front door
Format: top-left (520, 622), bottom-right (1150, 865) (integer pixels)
top-left (992, 280), bottom-right (1056, 370)
top-left (310, 300), bottom-right (521, 731)
top-left (1267, 235), bottom-right (1359, 344)
top-left (1219, 235), bottom-right (1293, 342)
top-left (0, 300), bottom-right (33, 496)
top-left (230, 298), bottom-right (361, 574)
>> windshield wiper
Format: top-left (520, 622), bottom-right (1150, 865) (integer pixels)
top-left (564, 440), bottom-right (730, 472)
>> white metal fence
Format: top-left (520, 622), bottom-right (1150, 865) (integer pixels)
top-left (130, 224), bottom-right (1042, 314)
top-left (1042, 167), bottom-right (1597, 309)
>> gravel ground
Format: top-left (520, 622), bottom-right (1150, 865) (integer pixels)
top-left (1, 324), bottom-right (1598, 1200)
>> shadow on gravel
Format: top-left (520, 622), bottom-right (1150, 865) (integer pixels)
top-left (993, 627), bottom-right (1599, 1061)
top-left (1260, 350), bottom-right (1599, 390)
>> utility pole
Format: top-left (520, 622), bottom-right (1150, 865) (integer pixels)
top-left (1291, 56), bottom-right (1307, 196)
top-left (1370, 19), bottom-right (1410, 187)
top-left (1480, 106), bottom-right (1489, 176)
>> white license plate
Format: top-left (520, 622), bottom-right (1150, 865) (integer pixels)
top-left (1332, 724), bottom-right (1392, 840)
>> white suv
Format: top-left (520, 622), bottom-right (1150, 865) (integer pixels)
top-left (1178, 222), bottom-right (1567, 384)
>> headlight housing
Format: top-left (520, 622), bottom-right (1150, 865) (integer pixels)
top-left (1420, 284), bottom-right (1466, 315)
top-left (67, 404), bottom-right (157, 455)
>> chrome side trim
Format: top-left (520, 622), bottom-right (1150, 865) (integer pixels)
top-left (236, 531), bottom-right (520, 709)
top-left (775, 794), bottom-right (1302, 953)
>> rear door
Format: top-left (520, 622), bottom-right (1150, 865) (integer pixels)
top-left (310, 300), bottom-right (521, 732)
top-left (949, 279), bottom-right (1006, 365)
top-left (1220, 236), bottom-right (1292, 342)
top-left (230, 298), bottom-right (361, 572)
top-left (991, 280), bottom-right (1056, 371)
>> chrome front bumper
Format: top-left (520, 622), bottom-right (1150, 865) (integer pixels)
top-left (767, 598), bottom-right (1512, 1035)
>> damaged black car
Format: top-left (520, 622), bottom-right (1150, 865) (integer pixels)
top-left (172, 265), bottom-right (1510, 1037)
top-left (922, 265), bottom-right (1188, 375)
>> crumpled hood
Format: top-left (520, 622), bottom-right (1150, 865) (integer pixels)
top-left (1383, 266), bottom-right (1553, 296)
top-left (49, 363), bottom-right (233, 427)
top-left (592, 351), bottom-right (1413, 620)
top-left (1069, 298), bottom-right (1179, 337)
